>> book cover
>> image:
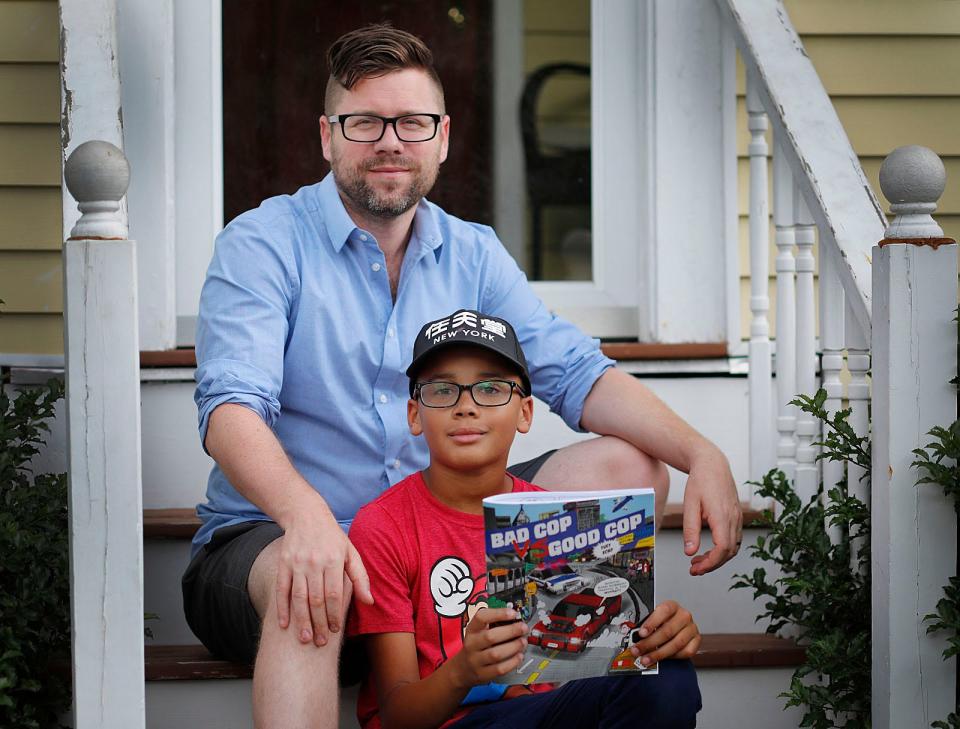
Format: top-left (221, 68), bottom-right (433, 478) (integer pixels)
top-left (483, 488), bottom-right (657, 685)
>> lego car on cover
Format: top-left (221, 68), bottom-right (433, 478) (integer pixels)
top-left (528, 564), bottom-right (584, 594)
top-left (528, 588), bottom-right (622, 653)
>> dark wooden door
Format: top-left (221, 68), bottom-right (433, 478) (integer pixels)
top-left (223, 2), bottom-right (493, 226)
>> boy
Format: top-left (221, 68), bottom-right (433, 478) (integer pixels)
top-left (347, 310), bottom-right (702, 728)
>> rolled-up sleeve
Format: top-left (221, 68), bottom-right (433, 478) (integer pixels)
top-left (194, 215), bottom-right (299, 451)
top-left (479, 235), bottom-right (614, 431)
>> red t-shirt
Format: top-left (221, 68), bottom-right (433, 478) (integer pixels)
top-left (347, 471), bottom-right (547, 728)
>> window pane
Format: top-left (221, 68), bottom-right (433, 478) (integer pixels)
top-left (517, 0), bottom-right (592, 281)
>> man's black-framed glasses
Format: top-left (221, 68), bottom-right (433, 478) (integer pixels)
top-left (328, 113), bottom-right (442, 143)
top-left (414, 380), bottom-right (527, 408)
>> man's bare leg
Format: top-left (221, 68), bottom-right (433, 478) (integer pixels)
top-left (532, 436), bottom-right (669, 523)
top-left (247, 538), bottom-right (352, 729)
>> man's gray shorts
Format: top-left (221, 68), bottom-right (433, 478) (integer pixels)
top-left (180, 450), bottom-right (557, 672)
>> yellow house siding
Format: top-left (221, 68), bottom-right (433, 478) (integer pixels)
top-left (0, 0), bottom-right (62, 356)
top-left (738, 2), bottom-right (960, 340)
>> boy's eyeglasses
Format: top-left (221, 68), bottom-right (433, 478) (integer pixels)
top-left (414, 380), bottom-right (527, 408)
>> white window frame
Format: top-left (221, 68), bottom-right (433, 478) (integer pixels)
top-left (115, 0), bottom-right (734, 347)
top-left (495, 0), bottom-right (736, 343)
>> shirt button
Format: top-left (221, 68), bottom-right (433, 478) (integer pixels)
top-left (371, 262), bottom-right (382, 272)
top-left (393, 459), bottom-right (401, 469)
top-left (359, 234), bottom-right (368, 242)
top-left (379, 394), bottom-right (388, 404)
top-left (387, 327), bottom-right (395, 338)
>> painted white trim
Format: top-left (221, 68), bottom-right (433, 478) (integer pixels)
top-left (647, 0), bottom-right (729, 344)
top-left (721, 22), bottom-right (741, 354)
top-left (0, 354), bottom-right (66, 368)
top-left (117, 0), bottom-right (177, 351)
top-left (174, 0), bottom-right (223, 341)
top-left (491, 0), bottom-right (525, 268)
top-left (530, 0), bottom-right (642, 337)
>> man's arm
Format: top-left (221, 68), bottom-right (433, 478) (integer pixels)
top-left (205, 403), bottom-right (373, 645)
top-left (579, 368), bottom-right (742, 575)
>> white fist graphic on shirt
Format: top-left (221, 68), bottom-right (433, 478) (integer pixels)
top-left (430, 557), bottom-right (475, 618)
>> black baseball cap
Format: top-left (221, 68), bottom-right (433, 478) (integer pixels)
top-left (406, 309), bottom-right (531, 397)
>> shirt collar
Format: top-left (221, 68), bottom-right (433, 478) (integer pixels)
top-left (317, 173), bottom-right (358, 252)
top-left (317, 172), bottom-right (444, 259)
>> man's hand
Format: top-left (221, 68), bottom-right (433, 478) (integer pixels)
top-left (630, 600), bottom-right (701, 667)
top-left (449, 608), bottom-right (528, 689)
top-left (682, 448), bottom-right (742, 576)
top-left (275, 507), bottom-right (374, 647)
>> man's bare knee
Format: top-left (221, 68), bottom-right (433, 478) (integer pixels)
top-left (249, 538), bottom-right (282, 619)
top-left (249, 540), bottom-right (356, 625)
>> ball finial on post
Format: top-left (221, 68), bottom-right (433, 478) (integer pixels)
top-left (879, 145), bottom-right (947, 240)
top-left (64, 140), bottom-right (131, 240)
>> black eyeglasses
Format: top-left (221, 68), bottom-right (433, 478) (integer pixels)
top-left (414, 380), bottom-right (527, 408)
top-left (328, 113), bottom-right (442, 143)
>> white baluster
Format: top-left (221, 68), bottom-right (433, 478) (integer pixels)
top-left (746, 71), bottom-right (774, 484)
top-left (63, 141), bottom-right (145, 729)
top-left (793, 191), bottom-right (818, 504)
top-left (819, 244), bottom-right (844, 544)
top-left (872, 144), bottom-right (957, 729)
top-left (845, 298), bottom-right (869, 573)
top-left (773, 143), bottom-right (796, 487)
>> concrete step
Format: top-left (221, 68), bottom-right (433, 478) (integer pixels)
top-left (143, 638), bottom-right (805, 729)
top-left (133, 369), bottom-right (759, 509)
top-left (144, 508), bottom-right (778, 646)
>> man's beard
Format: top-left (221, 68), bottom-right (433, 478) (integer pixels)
top-left (335, 155), bottom-right (440, 220)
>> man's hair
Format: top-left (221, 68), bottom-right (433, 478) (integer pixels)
top-left (324, 24), bottom-right (445, 112)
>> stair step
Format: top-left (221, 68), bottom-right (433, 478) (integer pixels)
top-left (145, 633), bottom-right (802, 681)
top-left (139, 343), bottom-right (730, 370)
top-left (144, 504), bottom-right (768, 539)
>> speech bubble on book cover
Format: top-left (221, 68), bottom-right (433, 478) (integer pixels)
top-left (593, 540), bottom-right (622, 560)
top-left (594, 577), bottom-right (630, 598)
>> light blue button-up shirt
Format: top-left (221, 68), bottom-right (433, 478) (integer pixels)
top-left (192, 174), bottom-right (613, 556)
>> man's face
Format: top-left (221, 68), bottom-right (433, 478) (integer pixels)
top-left (320, 68), bottom-right (450, 221)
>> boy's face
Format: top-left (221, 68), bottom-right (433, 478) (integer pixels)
top-left (407, 346), bottom-right (533, 473)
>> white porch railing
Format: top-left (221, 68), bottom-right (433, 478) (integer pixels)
top-left (63, 141), bottom-right (146, 728)
top-left (718, 0), bottom-right (958, 725)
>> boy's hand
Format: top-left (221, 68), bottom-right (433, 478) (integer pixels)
top-left (629, 600), bottom-right (701, 667)
top-left (450, 608), bottom-right (528, 689)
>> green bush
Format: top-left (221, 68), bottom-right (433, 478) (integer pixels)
top-left (0, 376), bottom-right (71, 728)
top-left (732, 390), bottom-right (871, 729)
top-left (915, 419), bottom-right (960, 729)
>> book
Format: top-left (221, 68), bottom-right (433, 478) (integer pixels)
top-left (483, 487), bottom-right (657, 685)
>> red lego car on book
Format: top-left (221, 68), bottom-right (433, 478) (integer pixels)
top-left (528, 588), bottom-right (623, 653)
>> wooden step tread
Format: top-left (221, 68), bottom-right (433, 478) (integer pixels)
top-left (145, 633), bottom-right (803, 680)
top-left (144, 504), bottom-right (768, 539)
top-left (140, 343), bottom-right (729, 369)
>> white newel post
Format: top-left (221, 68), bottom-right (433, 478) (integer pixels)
top-left (746, 71), bottom-right (774, 482)
top-left (63, 141), bottom-right (145, 728)
top-left (871, 145), bottom-right (957, 729)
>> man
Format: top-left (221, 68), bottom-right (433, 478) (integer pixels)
top-left (183, 24), bottom-right (741, 729)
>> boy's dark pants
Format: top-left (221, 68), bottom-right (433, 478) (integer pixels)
top-left (448, 660), bottom-right (701, 728)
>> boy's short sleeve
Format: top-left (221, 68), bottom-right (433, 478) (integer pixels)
top-left (347, 504), bottom-right (416, 636)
